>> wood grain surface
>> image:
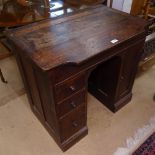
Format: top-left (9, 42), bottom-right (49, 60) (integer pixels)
top-left (6, 5), bottom-right (147, 71)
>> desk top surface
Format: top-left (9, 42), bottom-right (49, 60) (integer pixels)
top-left (6, 5), bottom-right (147, 71)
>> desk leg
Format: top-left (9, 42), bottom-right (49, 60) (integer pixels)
top-left (153, 94), bottom-right (155, 101)
top-left (0, 69), bottom-right (7, 83)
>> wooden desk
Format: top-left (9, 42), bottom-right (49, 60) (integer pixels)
top-left (6, 5), bottom-right (147, 151)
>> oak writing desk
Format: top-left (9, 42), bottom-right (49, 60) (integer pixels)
top-left (6, 5), bottom-right (147, 151)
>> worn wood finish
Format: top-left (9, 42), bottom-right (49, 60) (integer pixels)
top-left (56, 89), bottom-right (86, 118)
top-left (54, 73), bottom-right (85, 103)
top-left (6, 5), bottom-right (147, 151)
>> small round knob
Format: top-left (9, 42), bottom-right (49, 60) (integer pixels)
top-left (70, 86), bottom-right (76, 91)
top-left (72, 122), bottom-right (78, 127)
top-left (70, 102), bottom-right (76, 108)
top-left (121, 76), bottom-right (124, 80)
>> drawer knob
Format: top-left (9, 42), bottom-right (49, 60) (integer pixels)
top-left (72, 121), bottom-right (78, 127)
top-left (70, 86), bottom-right (76, 91)
top-left (70, 102), bottom-right (76, 108)
top-left (121, 76), bottom-right (124, 80)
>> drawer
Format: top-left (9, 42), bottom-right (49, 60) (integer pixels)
top-left (59, 105), bottom-right (86, 142)
top-left (54, 73), bottom-right (85, 103)
top-left (56, 89), bottom-right (86, 118)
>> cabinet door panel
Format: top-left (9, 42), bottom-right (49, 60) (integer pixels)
top-left (118, 40), bottom-right (144, 98)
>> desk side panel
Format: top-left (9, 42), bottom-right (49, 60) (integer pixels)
top-left (13, 49), bottom-right (61, 144)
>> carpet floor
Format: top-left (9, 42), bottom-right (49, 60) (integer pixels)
top-left (132, 132), bottom-right (155, 155)
top-left (0, 56), bottom-right (155, 155)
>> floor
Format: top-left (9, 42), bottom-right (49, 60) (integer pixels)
top-left (0, 54), bottom-right (155, 155)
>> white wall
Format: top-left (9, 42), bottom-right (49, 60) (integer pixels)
top-left (123, 0), bottom-right (133, 13)
top-left (112, 0), bottom-right (124, 11)
top-left (108, 0), bottom-right (133, 14)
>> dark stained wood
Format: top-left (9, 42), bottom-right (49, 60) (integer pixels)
top-left (54, 73), bottom-right (85, 103)
top-left (88, 39), bottom-right (145, 111)
top-left (59, 105), bottom-right (86, 142)
top-left (56, 89), bottom-right (86, 118)
top-left (6, 5), bottom-right (147, 151)
top-left (6, 5), bottom-right (147, 70)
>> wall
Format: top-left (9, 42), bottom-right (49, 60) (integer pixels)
top-left (123, 0), bottom-right (133, 13)
top-left (108, 0), bottom-right (133, 13)
top-left (112, 0), bottom-right (124, 11)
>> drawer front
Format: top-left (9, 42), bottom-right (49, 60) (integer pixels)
top-left (56, 89), bottom-right (86, 118)
top-left (59, 105), bottom-right (86, 142)
top-left (54, 73), bottom-right (85, 103)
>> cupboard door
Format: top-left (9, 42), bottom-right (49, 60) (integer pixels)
top-left (117, 40), bottom-right (145, 98)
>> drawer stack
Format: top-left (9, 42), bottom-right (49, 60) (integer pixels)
top-left (54, 73), bottom-right (87, 142)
